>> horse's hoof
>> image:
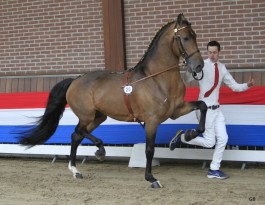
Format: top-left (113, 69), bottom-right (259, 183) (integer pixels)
top-left (184, 129), bottom-right (198, 141)
top-left (74, 172), bottom-right (83, 179)
top-left (151, 180), bottom-right (163, 188)
top-left (95, 150), bottom-right (105, 162)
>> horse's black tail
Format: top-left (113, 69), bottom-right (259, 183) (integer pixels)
top-left (18, 78), bottom-right (74, 147)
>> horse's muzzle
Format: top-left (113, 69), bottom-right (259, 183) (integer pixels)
top-left (195, 61), bottom-right (204, 73)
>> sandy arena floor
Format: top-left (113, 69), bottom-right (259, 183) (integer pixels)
top-left (0, 157), bottom-right (264, 205)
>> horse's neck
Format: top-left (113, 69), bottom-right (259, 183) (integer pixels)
top-left (135, 23), bottom-right (182, 90)
top-left (144, 57), bottom-right (182, 98)
top-left (145, 29), bottom-right (179, 75)
top-left (144, 39), bottom-right (181, 81)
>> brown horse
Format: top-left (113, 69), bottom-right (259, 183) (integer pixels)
top-left (18, 13), bottom-right (207, 188)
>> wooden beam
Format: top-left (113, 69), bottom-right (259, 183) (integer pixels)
top-left (102, 0), bottom-right (126, 71)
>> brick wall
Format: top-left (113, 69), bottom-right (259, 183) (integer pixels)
top-left (0, 0), bottom-right (265, 77)
top-left (0, 0), bottom-right (104, 76)
top-left (124, 0), bottom-right (265, 69)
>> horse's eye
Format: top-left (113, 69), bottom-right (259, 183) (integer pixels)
top-left (183, 37), bottom-right (189, 41)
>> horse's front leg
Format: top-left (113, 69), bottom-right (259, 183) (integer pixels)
top-left (145, 123), bottom-right (163, 188)
top-left (68, 132), bottom-right (84, 178)
top-left (182, 100), bottom-right (207, 141)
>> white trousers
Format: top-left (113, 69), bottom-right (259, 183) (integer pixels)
top-left (181, 108), bottom-right (228, 170)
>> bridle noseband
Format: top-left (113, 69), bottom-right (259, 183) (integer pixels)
top-left (174, 25), bottom-right (203, 80)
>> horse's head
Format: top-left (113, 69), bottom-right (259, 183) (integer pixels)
top-left (174, 13), bottom-right (204, 74)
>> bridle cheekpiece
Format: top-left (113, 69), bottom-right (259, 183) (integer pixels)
top-left (174, 24), bottom-right (203, 80)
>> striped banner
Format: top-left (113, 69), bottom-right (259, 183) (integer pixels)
top-left (0, 86), bottom-right (264, 146)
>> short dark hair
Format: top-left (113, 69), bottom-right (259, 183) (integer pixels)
top-left (207, 41), bottom-right (221, 51)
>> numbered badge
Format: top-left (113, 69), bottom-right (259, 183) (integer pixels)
top-left (123, 85), bottom-right (133, 95)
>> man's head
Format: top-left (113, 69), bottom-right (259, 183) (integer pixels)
top-left (207, 41), bottom-right (221, 63)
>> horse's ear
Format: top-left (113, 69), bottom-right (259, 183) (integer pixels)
top-left (176, 13), bottom-right (185, 24)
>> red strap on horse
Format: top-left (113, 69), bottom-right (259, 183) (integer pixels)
top-left (123, 72), bottom-right (144, 127)
top-left (123, 72), bottom-right (135, 120)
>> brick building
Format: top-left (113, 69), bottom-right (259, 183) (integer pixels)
top-left (0, 0), bottom-right (264, 92)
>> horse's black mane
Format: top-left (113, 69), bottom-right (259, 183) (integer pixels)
top-left (128, 20), bottom-right (176, 71)
top-left (81, 16), bottom-right (191, 76)
top-left (80, 22), bottom-right (176, 77)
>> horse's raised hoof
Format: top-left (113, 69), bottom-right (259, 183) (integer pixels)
top-left (184, 129), bottom-right (198, 141)
top-left (95, 150), bottom-right (106, 162)
top-left (151, 180), bottom-right (163, 188)
top-left (74, 172), bottom-right (83, 179)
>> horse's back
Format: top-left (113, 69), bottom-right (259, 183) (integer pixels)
top-left (66, 71), bottom-right (131, 120)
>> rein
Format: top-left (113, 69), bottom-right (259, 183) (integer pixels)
top-left (130, 64), bottom-right (179, 85)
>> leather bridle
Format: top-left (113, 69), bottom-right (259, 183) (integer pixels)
top-left (174, 24), bottom-right (203, 80)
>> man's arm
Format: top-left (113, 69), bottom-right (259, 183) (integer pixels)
top-left (223, 71), bottom-right (254, 92)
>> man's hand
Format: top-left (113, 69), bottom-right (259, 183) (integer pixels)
top-left (247, 78), bottom-right (255, 87)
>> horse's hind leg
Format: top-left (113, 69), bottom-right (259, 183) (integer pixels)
top-left (83, 112), bottom-right (107, 161)
top-left (68, 131), bottom-right (84, 178)
top-left (68, 113), bottom-right (107, 178)
top-left (85, 133), bottom-right (106, 161)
